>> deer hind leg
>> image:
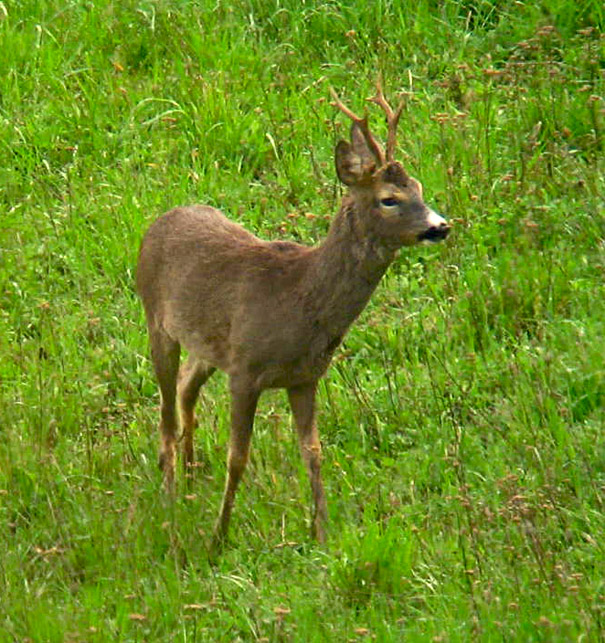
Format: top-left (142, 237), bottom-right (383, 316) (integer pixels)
top-left (149, 328), bottom-right (181, 495)
top-left (212, 375), bottom-right (260, 551)
top-left (287, 382), bottom-right (327, 543)
top-left (177, 357), bottom-right (216, 472)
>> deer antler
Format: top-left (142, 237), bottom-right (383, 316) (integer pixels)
top-left (329, 87), bottom-right (385, 166)
top-left (367, 78), bottom-right (405, 162)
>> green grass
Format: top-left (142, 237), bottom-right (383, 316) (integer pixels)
top-left (1, 0), bottom-right (604, 640)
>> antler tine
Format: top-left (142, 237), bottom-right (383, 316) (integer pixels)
top-left (329, 86), bottom-right (364, 124)
top-left (367, 78), bottom-right (405, 162)
top-left (330, 87), bottom-right (385, 166)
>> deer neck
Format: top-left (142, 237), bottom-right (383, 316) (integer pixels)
top-left (304, 196), bottom-right (395, 338)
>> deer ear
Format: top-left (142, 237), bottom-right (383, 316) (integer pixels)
top-left (350, 122), bottom-right (384, 166)
top-left (335, 140), bottom-right (374, 186)
top-left (380, 161), bottom-right (409, 186)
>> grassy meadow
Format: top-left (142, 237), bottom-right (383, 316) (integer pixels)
top-left (1, 0), bottom-right (604, 640)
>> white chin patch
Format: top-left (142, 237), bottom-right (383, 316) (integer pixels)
top-left (426, 208), bottom-right (447, 228)
top-left (418, 208), bottom-right (450, 243)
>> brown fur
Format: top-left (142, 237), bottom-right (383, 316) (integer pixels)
top-left (136, 87), bottom-right (450, 549)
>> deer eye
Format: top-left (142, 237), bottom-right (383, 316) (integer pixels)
top-left (380, 197), bottom-right (399, 207)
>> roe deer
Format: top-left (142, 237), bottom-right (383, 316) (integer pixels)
top-left (136, 81), bottom-right (450, 549)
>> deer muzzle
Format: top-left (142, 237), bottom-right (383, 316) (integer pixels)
top-left (418, 209), bottom-right (451, 243)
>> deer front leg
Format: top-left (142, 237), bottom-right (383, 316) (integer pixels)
top-left (287, 382), bottom-right (328, 543)
top-left (212, 375), bottom-right (260, 551)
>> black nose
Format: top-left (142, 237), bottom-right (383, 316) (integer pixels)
top-left (418, 222), bottom-right (451, 242)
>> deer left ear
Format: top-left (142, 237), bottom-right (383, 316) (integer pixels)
top-left (350, 122), bottom-right (384, 167)
top-left (335, 140), bottom-right (375, 186)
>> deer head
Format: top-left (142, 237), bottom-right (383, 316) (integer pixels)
top-left (331, 80), bottom-right (450, 247)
